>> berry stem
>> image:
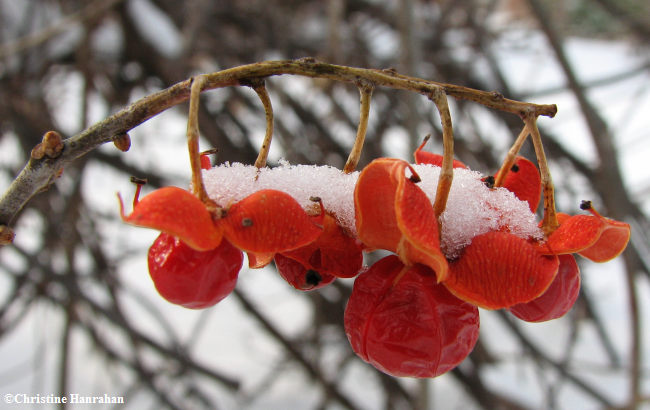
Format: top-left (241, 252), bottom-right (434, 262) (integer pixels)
top-left (186, 75), bottom-right (214, 207)
top-left (525, 114), bottom-right (559, 235)
top-left (0, 59), bottom-right (558, 234)
top-left (414, 134), bottom-right (431, 162)
top-left (580, 200), bottom-right (604, 218)
top-left (200, 148), bottom-right (219, 170)
top-left (251, 81), bottom-right (274, 169)
top-left (129, 176), bottom-right (147, 208)
top-left (429, 88), bottom-right (454, 217)
top-left (344, 82), bottom-right (374, 173)
top-left (494, 124), bottom-right (529, 188)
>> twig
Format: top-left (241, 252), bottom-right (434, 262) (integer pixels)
top-left (248, 80), bottom-right (274, 169)
top-left (0, 59), bottom-right (557, 238)
top-left (494, 125), bottom-right (529, 188)
top-left (344, 81), bottom-right (374, 173)
top-left (187, 75), bottom-right (213, 206)
top-left (525, 115), bottom-right (558, 235)
top-left (429, 88), bottom-right (454, 217)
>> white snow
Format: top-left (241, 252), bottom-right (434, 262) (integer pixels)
top-left (412, 164), bottom-right (542, 258)
top-left (203, 160), bottom-right (359, 232)
top-left (202, 160), bottom-right (542, 258)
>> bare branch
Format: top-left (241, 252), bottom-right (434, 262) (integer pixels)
top-left (0, 59), bottom-right (556, 235)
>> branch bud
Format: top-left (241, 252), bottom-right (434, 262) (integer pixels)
top-left (113, 133), bottom-right (132, 152)
top-left (0, 225), bottom-right (15, 246)
top-left (31, 131), bottom-right (64, 160)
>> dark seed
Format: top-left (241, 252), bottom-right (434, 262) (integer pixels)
top-left (483, 175), bottom-right (495, 188)
top-left (242, 217), bottom-right (253, 227)
top-left (511, 163), bottom-right (520, 172)
top-left (305, 269), bottom-right (322, 287)
top-left (215, 207), bottom-right (227, 219)
top-left (580, 200), bottom-right (592, 210)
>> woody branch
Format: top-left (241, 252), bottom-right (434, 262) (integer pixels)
top-left (0, 59), bottom-right (557, 244)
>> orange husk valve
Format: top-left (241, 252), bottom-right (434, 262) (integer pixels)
top-left (578, 218), bottom-right (630, 262)
top-left (119, 186), bottom-right (223, 251)
top-left (222, 189), bottom-right (323, 254)
top-left (497, 156), bottom-right (541, 213)
top-left (281, 213), bottom-right (363, 278)
top-left (354, 158), bottom-right (448, 281)
top-left (246, 252), bottom-right (275, 269)
top-left (354, 159), bottom-right (403, 250)
top-left (414, 138), bottom-right (468, 169)
top-left (539, 208), bottom-right (630, 263)
top-left (445, 231), bottom-right (559, 309)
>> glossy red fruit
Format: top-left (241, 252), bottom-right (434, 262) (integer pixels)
top-left (345, 255), bottom-right (479, 378)
top-left (509, 254), bottom-right (581, 322)
top-left (200, 153), bottom-right (212, 170)
top-left (413, 138), bottom-right (468, 169)
top-left (148, 233), bottom-right (243, 309)
top-left (274, 253), bottom-right (335, 291)
top-left (281, 213), bottom-right (363, 279)
top-left (496, 156), bottom-right (541, 213)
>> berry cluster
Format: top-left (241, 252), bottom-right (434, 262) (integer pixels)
top-left (120, 144), bottom-right (630, 378)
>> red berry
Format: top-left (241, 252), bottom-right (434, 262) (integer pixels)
top-left (148, 233), bottom-right (243, 309)
top-left (345, 255), bottom-right (479, 378)
top-left (413, 137), bottom-right (468, 168)
top-left (509, 254), bottom-right (581, 322)
top-left (496, 156), bottom-right (541, 213)
top-left (274, 253), bottom-right (335, 291)
top-left (280, 213), bottom-right (363, 279)
top-left (200, 153), bottom-right (212, 170)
